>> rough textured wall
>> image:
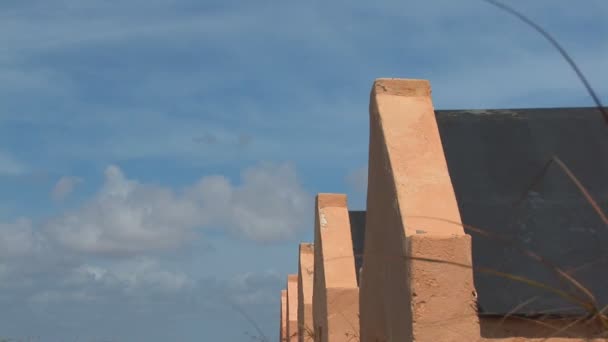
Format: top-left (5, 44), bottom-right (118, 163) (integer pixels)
top-left (348, 211), bottom-right (366, 286)
top-left (360, 78), bottom-right (479, 342)
top-left (281, 289), bottom-right (287, 341)
top-left (298, 243), bottom-right (314, 342)
top-left (312, 194), bottom-right (359, 342)
top-left (287, 274), bottom-right (299, 342)
top-left (435, 108), bottom-right (608, 316)
top-left (480, 316), bottom-right (607, 341)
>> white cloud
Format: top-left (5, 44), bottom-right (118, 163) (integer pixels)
top-left (65, 257), bottom-right (193, 295)
top-left (47, 165), bottom-right (202, 255)
top-left (4, 1), bottom-right (605, 339)
top-left (0, 218), bottom-right (47, 259)
top-left (68, 264), bottom-right (108, 283)
top-left (46, 162), bottom-right (310, 256)
top-left (15, 257), bottom-right (197, 325)
top-left (27, 289), bottom-right (98, 306)
top-left (192, 162), bottom-right (312, 241)
top-left (51, 176), bottom-right (83, 201)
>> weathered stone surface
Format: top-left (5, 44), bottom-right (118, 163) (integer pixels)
top-left (298, 243), bottom-right (314, 342)
top-left (436, 107), bottom-right (608, 315)
top-left (313, 194), bottom-right (359, 342)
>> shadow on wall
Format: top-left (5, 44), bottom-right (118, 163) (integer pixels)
top-left (436, 108), bottom-right (608, 319)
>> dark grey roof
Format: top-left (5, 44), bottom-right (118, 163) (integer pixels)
top-left (348, 210), bottom-right (366, 287)
top-left (435, 107), bottom-right (608, 316)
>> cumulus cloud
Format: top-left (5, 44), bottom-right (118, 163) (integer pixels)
top-left (0, 163), bottom-right (291, 338)
top-left (1, 161), bottom-right (309, 267)
top-left (10, 1), bottom-right (606, 339)
top-left (45, 162), bottom-right (310, 256)
top-left (51, 176), bottom-right (83, 201)
top-left (188, 162), bottom-right (312, 241)
top-left (3, 254), bottom-right (195, 309)
top-left (64, 257), bottom-right (194, 295)
top-left (1, 263), bottom-right (282, 341)
top-left (0, 218), bottom-right (47, 259)
top-left (47, 166), bottom-right (199, 255)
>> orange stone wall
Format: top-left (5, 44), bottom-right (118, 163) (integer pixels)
top-left (276, 78), bottom-right (606, 342)
top-left (287, 274), bottom-right (299, 342)
top-left (280, 289), bottom-right (287, 341)
top-left (359, 78), bottom-right (479, 341)
top-left (298, 243), bottom-right (314, 342)
top-left (312, 194), bottom-right (359, 342)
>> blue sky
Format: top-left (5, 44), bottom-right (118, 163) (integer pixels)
top-left (0, 0), bottom-right (606, 341)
